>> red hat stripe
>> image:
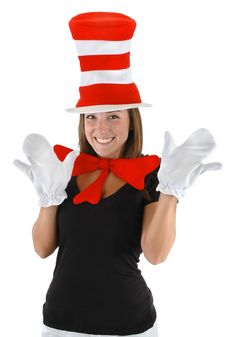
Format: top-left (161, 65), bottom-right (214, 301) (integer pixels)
top-left (76, 83), bottom-right (141, 107)
top-left (74, 39), bottom-right (132, 56)
top-left (78, 53), bottom-right (130, 71)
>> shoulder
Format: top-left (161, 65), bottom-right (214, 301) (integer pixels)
top-left (141, 153), bottom-right (160, 187)
top-left (140, 153), bottom-right (160, 205)
top-left (145, 165), bottom-right (160, 190)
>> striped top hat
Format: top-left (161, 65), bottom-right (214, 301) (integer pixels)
top-left (65, 12), bottom-right (152, 114)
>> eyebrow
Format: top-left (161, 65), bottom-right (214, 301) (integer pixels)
top-left (85, 110), bottom-right (122, 116)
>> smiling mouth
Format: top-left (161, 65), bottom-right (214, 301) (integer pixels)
top-left (94, 137), bottom-right (115, 144)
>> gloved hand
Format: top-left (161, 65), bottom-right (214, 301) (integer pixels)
top-left (156, 128), bottom-right (222, 199)
top-left (13, 133), bottom-right (79, 207)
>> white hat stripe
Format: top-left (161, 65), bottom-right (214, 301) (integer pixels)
top-left (80, 68), bottom-right (133, 86)
top-left (74, 39), bottom-right (132, 56)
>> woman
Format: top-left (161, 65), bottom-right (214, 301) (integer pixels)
top-left (13, 12), bottom-right (222, 337)
top-left (16, 107), bottom-right (175, 337)
top-left (14, 109), bottom-right (221, 337)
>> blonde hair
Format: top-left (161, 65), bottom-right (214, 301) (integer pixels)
top-left (78, 108), bottom-right (143, 158)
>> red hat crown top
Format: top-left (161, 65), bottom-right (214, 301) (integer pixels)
top-left (69, 12), bottom-right (136, 40)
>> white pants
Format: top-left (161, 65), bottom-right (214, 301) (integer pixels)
top-left (41, 321), bottom-right (158, 337)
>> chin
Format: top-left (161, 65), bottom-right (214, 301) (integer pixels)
top-left (97, 148), bottom-right (121, 158)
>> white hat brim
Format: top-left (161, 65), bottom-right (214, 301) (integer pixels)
top-left (65, 103), bottom-right (152, 114)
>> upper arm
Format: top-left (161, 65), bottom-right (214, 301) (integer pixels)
top-left (141, 201), bottom-right (160, 249)
top-left (141, 164), bottom-right (161, 248)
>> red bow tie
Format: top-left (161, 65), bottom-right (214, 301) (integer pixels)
top-left (54, 144), bottom-right (160, 205)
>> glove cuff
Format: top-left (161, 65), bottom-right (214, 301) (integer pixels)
top-left (38, 191), bottom-right (67, 207)
top-left (156, 182), bottom-right (185, 199)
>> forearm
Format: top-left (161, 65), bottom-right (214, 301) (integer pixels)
top-left (32, 205), bottom-right (59, 258)
top-left (142, 193), bottom-right (177, 264)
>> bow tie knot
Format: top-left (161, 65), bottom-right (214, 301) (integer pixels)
top-left (99, 157), bottom-right (111, 171)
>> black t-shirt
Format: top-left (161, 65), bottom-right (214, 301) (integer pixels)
top-left (42, 166), bottom-right (160, 335)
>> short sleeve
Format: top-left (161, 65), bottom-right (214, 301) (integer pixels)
top-left (143, 165), bottom-right (160, 206)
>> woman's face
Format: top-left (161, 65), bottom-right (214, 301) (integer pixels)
top-left (84, 109), bottom-right (130, 158)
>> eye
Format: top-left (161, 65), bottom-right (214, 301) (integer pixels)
top-left (85, 114), bottom-right (95, 119)
top-left (108, 114), bottom-right (119, 119)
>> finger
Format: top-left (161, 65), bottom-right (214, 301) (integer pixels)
top-left (162, 131), bottom-right (176, 157)
top-left (23, 133), bottom-right (53, 163)
top-left (13, 159), bottom-right (33, 181)
top-left (184, 128), bottom-right (216, 149)
top-left (181, 128), bottom-right (217, 159)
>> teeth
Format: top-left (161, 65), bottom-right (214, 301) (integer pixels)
top-left (95, 137), bottom-right (114, 144)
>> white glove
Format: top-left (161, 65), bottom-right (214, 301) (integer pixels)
top-left (156, 128), bottom-right (222, 199)
top-left (13, 133), bottom-right (79, 207)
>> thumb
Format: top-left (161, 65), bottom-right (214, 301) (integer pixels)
top-left (162, 131), bottom-right (176, 157)
top-left (63, 150), bottom-right (80, 177)
top-left (195, 162), bottom-right (223, 176)
top-left (13, 159), bottom-right (33, 181)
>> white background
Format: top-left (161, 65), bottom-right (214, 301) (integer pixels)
top-left (0, 1), bottom-right (235, 336)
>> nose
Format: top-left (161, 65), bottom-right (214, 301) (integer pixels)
top-left (95, 117), bottom-right (110, 134)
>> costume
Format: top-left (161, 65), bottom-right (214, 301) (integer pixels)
top-left (13, 10), bottom-right (222, 337)
top-left (42, 152), bottom-right (160, 335)
top-left (39, 136), bottom-right (161, 334)
top-left (40, 13), bottom-right (162, 334)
